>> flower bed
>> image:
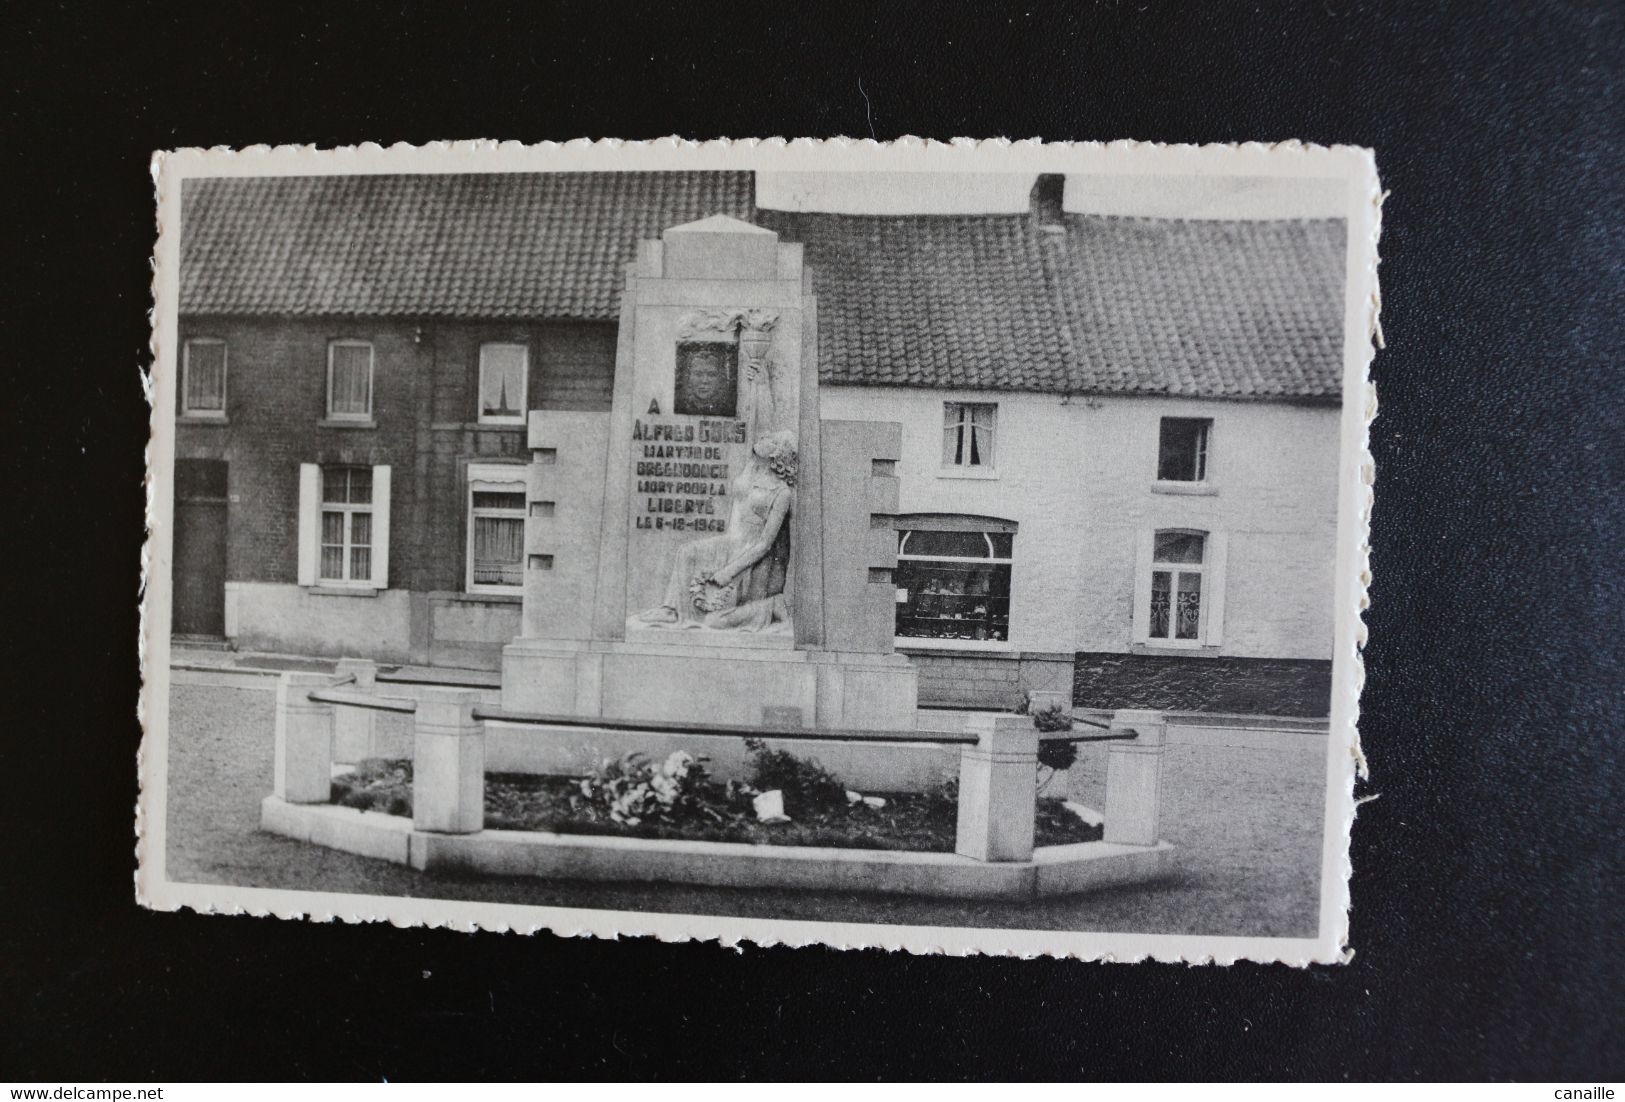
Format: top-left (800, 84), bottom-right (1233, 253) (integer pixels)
top-left (329, 748), bottom-right (1102, 853)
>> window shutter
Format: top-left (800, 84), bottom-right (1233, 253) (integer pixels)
top-left (1131, 528), bottom-right (1152, 643)
top-left (296, 464), bottom-right (318, 587)
top-left (371, 465), bottom-right (391, 589)
top-left (1205, 531), bottom-right (1229, 646)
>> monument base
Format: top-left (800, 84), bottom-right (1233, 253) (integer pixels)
top-left (500, 635), bottom-right (919, 731)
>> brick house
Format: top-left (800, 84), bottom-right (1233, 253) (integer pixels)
top-left (174, 170), bottom-right (1345, 717)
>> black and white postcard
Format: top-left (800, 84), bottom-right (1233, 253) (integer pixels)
top-left (139, 139), bottom-right (1380, 963)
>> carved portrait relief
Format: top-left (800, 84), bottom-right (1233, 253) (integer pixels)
top-left (673, 341), bottom-right (739, 417)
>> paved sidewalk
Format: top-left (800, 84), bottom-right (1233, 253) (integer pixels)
top-left (161, 676), bottom-right (1329, 938)
top-left (169, 645), bottom-right (500, 686)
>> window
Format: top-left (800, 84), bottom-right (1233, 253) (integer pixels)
top-left (1134, 528), bottom-right (1227, 647)
top-left (1157, 417), bottom-right (1211, 482)
top-left (182, 338), bottom-right (227, 417)
top-left (296, 463), bottom-right (391, 590)
top-left (894, 522), bottom-right (1015, 644)
top-left (326, 341), bottom-right (374, 420)
top-left (319, 467), bottom-right (374, 583)
top-left (467, 463), bottom-right (527, 592)
top-left (478, 343), bottom-right (528, 424)
top-left (1149, 531), bottom-right (1205, 641)
top-left (943, 402), bottom-right (996, 469)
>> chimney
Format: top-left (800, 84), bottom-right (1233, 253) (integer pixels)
top-left (1030, 173), bottom-right (1065, 230)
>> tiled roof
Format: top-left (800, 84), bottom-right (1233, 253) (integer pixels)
top-left (757, 212), bottom-right (1071, 393)
top-left (179, 172), bottom-right (756, 319)
top-left (1047, 215), bottom-right (1347, 399)
top-left (181, 173), bottom-right (1346, 399)
top-left (761, 210), bottom-right (1345, 399)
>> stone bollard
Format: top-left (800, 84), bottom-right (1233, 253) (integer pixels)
top-left (273, 672), bottom-right (336, 804)
top-left (332, 657), bottom-right (379, 765)
top-left (411, 688), bottom-right (485, 834)
top-left (1103, 709), bottom-right (1168, 846)
top-left (954, 714), bottom-right (1039, 862)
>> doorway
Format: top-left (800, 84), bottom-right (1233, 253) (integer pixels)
top-left (174, 459), bottom-right (228, 638)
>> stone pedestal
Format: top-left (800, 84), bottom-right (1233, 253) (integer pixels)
top-left (501, 635), bottom-right (917, 730)
top-left (1103, 709), bottom-right (1168, 846)
top-left (500, 213), bottom-right (920, 734)
top-left (808, 650), bottom-right (919, 731)
top-left (411, 689), bottom-right (484, 834)
top-left (273, 672), bottom-right (335, 804)
top-left (954, 715), bottom-right (1039, 862)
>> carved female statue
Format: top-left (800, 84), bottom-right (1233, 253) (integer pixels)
top-left (635, 430), bottom-right (796, 633)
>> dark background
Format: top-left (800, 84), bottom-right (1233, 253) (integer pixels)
top-left (3, 0), bottom-right (1620, 1082)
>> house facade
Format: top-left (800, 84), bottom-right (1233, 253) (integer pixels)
top-left (173, 171), bottom-right (1345, 718)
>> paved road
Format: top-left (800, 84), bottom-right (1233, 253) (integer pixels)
top-left (163, 674), bottom-right (1328, 938)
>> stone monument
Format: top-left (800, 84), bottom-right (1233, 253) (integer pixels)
top-left (501, 215), bottom-right (919, 730)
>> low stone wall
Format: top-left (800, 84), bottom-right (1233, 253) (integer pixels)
top-left (907, 650), bottom-right (1074, 711)
top-left (1073, 653), bottom-right (1332, 718)
top-left (226, 582), bottom-right (520, 670)
top-left (425, 595), bottom-right (521, 671)
top-left (228, 582), bottom-right (416, 664)
top-left (263, 665), bottom-right (1175, 900)
top-left (907, 648), bottom-right (1331, 717)
top-left (262, 798), bottom-right (1173, 901)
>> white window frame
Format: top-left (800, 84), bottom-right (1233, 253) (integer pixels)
top-left (894, 527), bottom-right (1015, 651)
top-left (325, 340), bottom-right (375, 422)
top-left (465, 462), bottom-right (528, 595)
top-left (296, 463), bottom-right (391, 591)
top-left (1132, 527), bottom-right (1228, 648)
top-left (181, 337), bottom-right (228, 418)
top-left (1155, 416), bottom-right (1214, 484)
top-left (477, 342), bottom-right (530, 426)
top-left (319, 467), bottom-right (375, 586)
top-left (941, 401), bottom-right (998, 475)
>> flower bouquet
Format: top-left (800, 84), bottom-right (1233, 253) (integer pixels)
top-left (688, 572), bottom-right (738, 614)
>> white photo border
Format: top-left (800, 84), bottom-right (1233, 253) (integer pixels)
top-left (139, 137), bottom-right (1380, 964)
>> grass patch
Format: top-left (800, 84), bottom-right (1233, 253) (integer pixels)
top-left (330, 758), bottom-right (1102, 853)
